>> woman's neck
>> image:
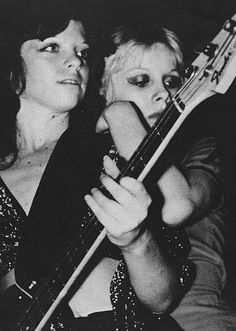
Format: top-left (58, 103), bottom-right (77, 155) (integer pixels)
top-left (16, 98), bottom-right (70, 156)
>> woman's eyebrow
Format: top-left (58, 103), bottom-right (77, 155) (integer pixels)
top-left (125, 66), bottom-right (148, 73)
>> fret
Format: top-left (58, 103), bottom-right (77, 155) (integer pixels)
top-left (17, 88), bottom-right (191, 328)
top-left (18, 214), bottom-right (104, 327)
top-left (157, 103), bottom-right (183, 137)
top-left (18, 303), bottom-right (45, 330)
top-left (17, 94), bottom-right (187, 327)
top-left (119, 100), bottom-right (183, 180)
top-left (13, 12), bottom-right (236, 330)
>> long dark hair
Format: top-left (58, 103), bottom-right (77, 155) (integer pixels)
top-left (0, 0), bottom-right (92, 169)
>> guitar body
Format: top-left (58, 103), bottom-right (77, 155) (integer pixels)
top-left (0, 12), bottom-right (235, 331)
top-left (0, 285), bottom-right (31, 330)
top-left (0, 280), bottom-right (75, 330)
top-left (0, 270), bottom-right (25, 330)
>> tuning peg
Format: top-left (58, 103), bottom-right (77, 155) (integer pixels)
top-left (194, 42), bottom-right (218, 59)
top-left (204, 43), bottom-right (219, 58)
top-left (183, 65), bottom-right (198, 80)
top-left (223, 18), bottom-right (236, 34)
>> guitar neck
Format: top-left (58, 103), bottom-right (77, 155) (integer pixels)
top-left (17, 92), bottom-right (190, 331)
top-left (16, 12), bottom-right (236, 330)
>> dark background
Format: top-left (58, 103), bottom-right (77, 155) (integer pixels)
top-left (83, 0), bottom-right (235, 57)
top-left (83, 0), bottom-right (236, 304)
top-left (1, 0), bottom-right (236, 303)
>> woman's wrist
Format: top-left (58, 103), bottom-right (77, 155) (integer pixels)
top-left (120, 229), bottom-right (160, 257)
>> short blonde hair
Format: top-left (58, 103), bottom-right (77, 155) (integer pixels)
top-left (100, 23), bottom-right (183, 101)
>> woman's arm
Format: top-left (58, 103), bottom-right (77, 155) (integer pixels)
top-left (84, 156), bottom-right (182, 313)
top-left (158, 137), bottom-right (223, 226)
top-left (89, 101), bottom-right (189, 312)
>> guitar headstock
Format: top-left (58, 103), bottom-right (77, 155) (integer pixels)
top-left (179, 13), bottom-right (236, 111)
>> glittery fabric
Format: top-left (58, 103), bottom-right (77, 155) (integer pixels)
top-left (110, 224), bottom-right (191, 331)
top-left (111, 260), bottom-right (145, 331)
top-left (0, 177), bottom-right (25, 279)
top-left (0, 138), bottom-right (191, 330)
top-left (107, 144), bottom-right (192, 330)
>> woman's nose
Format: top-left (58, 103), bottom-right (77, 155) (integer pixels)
top-left (151, 86), bottom-right (170, 110)
top-left (65, 53), bottom-right (82, 71)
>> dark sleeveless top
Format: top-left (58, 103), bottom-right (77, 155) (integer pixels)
top-left (0, 177), bottom-right (26, 279)
top-left (0, 125), bottom-right (190, 331)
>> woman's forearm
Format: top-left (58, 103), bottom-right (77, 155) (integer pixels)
top-left (158, 165), bottom-right (222, 226)
top-left (121, 229), bottom-right (181, 314)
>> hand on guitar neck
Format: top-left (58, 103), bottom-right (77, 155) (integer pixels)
top-left (95, 100), bottom-right (213, 227)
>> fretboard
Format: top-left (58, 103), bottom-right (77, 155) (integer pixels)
top-left (17, 12), bottom-right (236, 328)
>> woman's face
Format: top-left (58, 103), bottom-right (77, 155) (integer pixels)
top-left (106, 43), bottom-right (182, 126)
top-left (20, 20), bottom-right (89, 113)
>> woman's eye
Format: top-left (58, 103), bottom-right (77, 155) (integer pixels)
top-left (76, 49), bottom-right (89, 60)
top-left (164, 75), bottom-right (182, 90)
top-left (41, 44), bottom-right (59, 53)
top-left (128, 74), bottom-right (150, 88)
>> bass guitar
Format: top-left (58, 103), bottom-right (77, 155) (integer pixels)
top-left (1, 12), bottom-right (236, 331)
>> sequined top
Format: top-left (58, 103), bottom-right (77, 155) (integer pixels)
top-left (0, 139), bottom-right (191, 331)
top-left (108, 135), bottom-right (223, 330)
top-left (0, 127), bottom-right (221, 330)
top-left (106, 144), bottom-right (192, 331)
top-left (0, 177), bottom-right (25, 279)
top-left (0, 129), bottom-right (193, 331)
top-left (110, 226), bottom-right (191, 331)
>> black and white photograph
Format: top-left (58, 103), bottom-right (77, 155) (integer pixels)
top-left (0, 0), bottom-right (235, 330)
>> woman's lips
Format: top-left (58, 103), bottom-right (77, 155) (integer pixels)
top-left (58, 79), bottom-right (81, 85)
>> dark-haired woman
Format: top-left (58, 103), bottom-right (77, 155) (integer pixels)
top-left (0, 1), bottom-right (190, 330)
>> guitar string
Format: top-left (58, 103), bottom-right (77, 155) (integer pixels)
top-left (18, 70), bottom-right (206, 327)
top-left (17, 50), bottom-right (218, 327)
top-left (18, 26), bottom-right (235, 327)
top-left (56, 26), bottom-right (236, 281)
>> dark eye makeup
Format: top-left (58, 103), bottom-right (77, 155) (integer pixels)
top-left (127, 74), bottom-right (150, 87)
